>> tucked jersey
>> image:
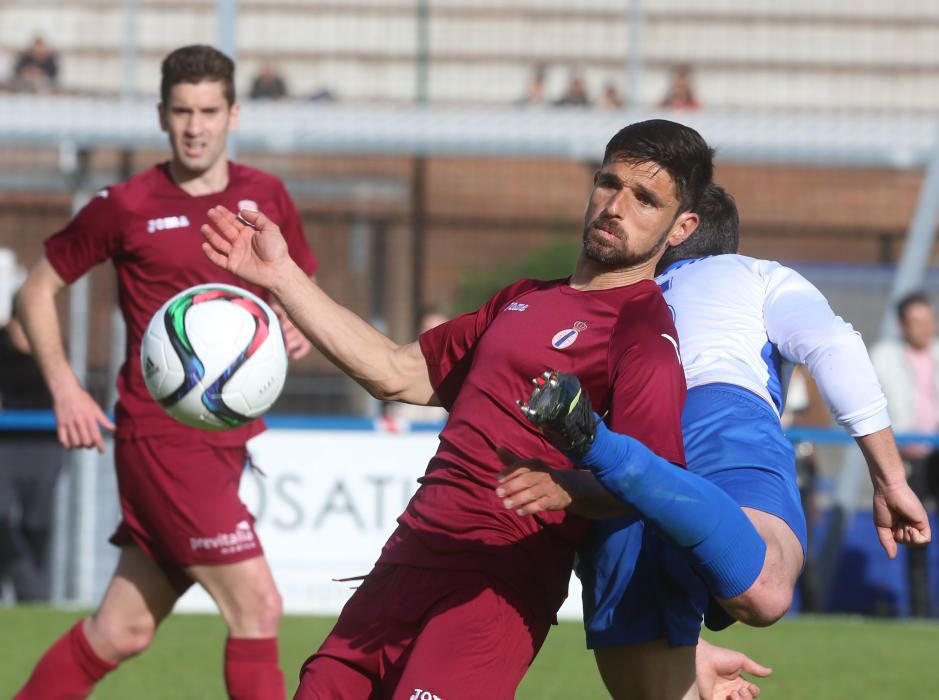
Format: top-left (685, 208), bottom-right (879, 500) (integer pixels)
top-left (657, 254), bottom-right (889, 437)
top-left (44, 162), bottom-right (318, 444)
top-left (378, 277), bottom-right (686, 620)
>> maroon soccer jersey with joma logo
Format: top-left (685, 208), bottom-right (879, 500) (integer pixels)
top-left (379, 277), bottom-right (686, 620)
top-left (44, 162), bottom-right (318, 444)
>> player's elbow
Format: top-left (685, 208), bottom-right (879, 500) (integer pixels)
top-left (366, 344), bottom-right (433, 404)
top-left (17, 260), bottom-right (64, 311)
top-left (370, 378), bottom-right (434, 406)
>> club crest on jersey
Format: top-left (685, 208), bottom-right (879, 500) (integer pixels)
top-left (551, 321), bottom-right (588, 350)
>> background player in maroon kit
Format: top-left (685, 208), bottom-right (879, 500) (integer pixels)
top-left (13, 46), bottom-right (318, 700)
top-left (200, 120), bottom-right (734, 699)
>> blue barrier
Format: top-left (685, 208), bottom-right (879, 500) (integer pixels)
top-left (0, 409), bottom-right (58, 432)
top-left (0, 410), bottom-right (446, 433)
top-left (3, 409), bottom-right (939, 443)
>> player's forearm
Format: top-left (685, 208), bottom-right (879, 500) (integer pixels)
top-left (562, 469), bottom-right (632, 519)
top-left (16, 268), bottom-right (82, 398)
top-left (270, 261), bottom-right (434, 403)
top-left (856, 427), bottom-right (910, 491)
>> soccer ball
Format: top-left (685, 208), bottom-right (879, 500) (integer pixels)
top-left (140, 283), bottom-right (287, 431)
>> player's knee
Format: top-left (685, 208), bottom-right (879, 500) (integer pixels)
top-left (91, 613), bottom-right (158, 661)
top-left (257, 586), bottom-right (284, 629)
top-left (734, 585), bottom-right (793, 627)
top-left (230, 583), bottom-right (283, 635)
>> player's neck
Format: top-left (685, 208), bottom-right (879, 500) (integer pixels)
top-left (569, 256), bottom-right (655, 291)
top-left (167, 158), bottom-right (230, 197)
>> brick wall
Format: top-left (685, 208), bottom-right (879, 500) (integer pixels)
top-left (1, 152), bottom-right (930, 387)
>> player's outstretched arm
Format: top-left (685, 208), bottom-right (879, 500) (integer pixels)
top-left (855, 428), bottom-right (932, 557)
top-left (694, 639), bottom-right (772, 700)
top-left (270, 300), bottom-right (313, 360)
top-left (202, 206), bottom-right (436, 404)
top-left (16, 257), bottom-right (115, 452)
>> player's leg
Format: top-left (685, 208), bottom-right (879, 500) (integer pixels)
top-left (387, 571), bottom-right (550, 700)
top-left (523, 373), bottom-right (768, 608)
top-left (681, 385), bottom-right (808, 628)
top-left (14, 544), bottom-right (179, 699)
top-left (594, 642), bottom-right (697, 700)
top-left (295, 565), bottom-right (407, 699)
top-left (580, 523), bottom-right (706, 700)
top-left (715, 508), bottom-right (803, 626)
top-left (527, 375), bottom-right (804, 627)
top-left (120, 433), bottom-right (286, 699)
top-left (188, 555), bottom-right (286, 700)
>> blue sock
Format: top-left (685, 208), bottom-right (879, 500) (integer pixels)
top-left (579, 422), bottom-right (766, 599)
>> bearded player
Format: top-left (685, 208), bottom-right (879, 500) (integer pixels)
top-left (14, 45), bottom-right (318, 700)
top-left (200, 119), bottom-right (721, 698)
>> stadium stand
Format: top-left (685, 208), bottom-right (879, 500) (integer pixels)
top-left (0, 1), bottom-right (938, 111)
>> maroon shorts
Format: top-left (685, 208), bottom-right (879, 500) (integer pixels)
top-left (296, 564), bottom-right (551, 700)
top-left (110, 435), bottom-right (263, 593)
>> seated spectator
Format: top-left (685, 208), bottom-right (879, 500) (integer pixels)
top-left (249, 61), bottom-right (288, 100)
top-left (309, 86), bottom-right (336, 103)
top-left (659, 64), bottom-right (701, 110)
top-left (13, 36), bottom-right (58, 93)
top-left (597, 81), bottom-right (624, 109)
top-left (555, 70), bottom-right (590, 107)
top-left (517, 63), bottom-right (548, 106)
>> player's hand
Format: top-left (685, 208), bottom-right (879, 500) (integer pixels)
top-left (271, 302), bottom-right (312, 359)
top-left (696, 638), bottom-right (772, 700)
top-left (51, 382), bottom-right (114, 454)
top-left (872, 481), bottom-right (931, 558)
top-left (517, 370), bottom-right (598, 459)
top-left (495, 447), bottom-right (573, 515)
top-left (202, 206), bottom-right (292, 291)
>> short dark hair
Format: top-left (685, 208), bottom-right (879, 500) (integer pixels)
top-left (656, 182), bottom-right (739, 274)
top-left (160, 45), bottom-right (236, 106)
top-left (896, 291), bottom-right (932, 322)
top-left (602, 119), bottom-right (714, 214)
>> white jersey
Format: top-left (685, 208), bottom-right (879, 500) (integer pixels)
top-left (657, 254), bottom-right (889, 437)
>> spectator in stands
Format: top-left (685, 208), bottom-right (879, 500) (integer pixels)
top-left (308, 86), bottom-right (336, 103)
top-left (0, 305), bottom-right (64, 602)
top-left (597, 81), bottom-right (624, 109)
top-left (659, 64), bottom-right (700, 110)
top-left (555, 69), bottom-right (590, 107)
top-left (871, 291), bottom-right (939, 617)
top-left (517, 63), bottom-right (548, 106)
top-left (13, 36), bottom-right (58, 93)
top-left (249, 61), bottom-right (289, 100)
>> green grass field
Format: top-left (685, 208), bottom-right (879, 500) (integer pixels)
top-left (3, 607), bottom-right (937, 698)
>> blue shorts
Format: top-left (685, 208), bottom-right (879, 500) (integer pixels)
top-left (581, 383), bottom-right (805, 648)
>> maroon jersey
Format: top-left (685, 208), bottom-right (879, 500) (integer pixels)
top-left (45, 162), bottom-right (318, 444)
top-left (378, 277), bottom-right (685, 619)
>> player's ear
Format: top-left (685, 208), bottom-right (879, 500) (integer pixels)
top-left (228, 101), bottom-right (240, 133)
top-left (157, 102), bottom-right (168, 132)
top-left (668, 211), bottom-right (699, 246)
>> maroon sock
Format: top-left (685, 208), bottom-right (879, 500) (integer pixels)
top-left (14, 620), bottom-right (117, 700)
top-left (224, 637), bottom-right (286, 700)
